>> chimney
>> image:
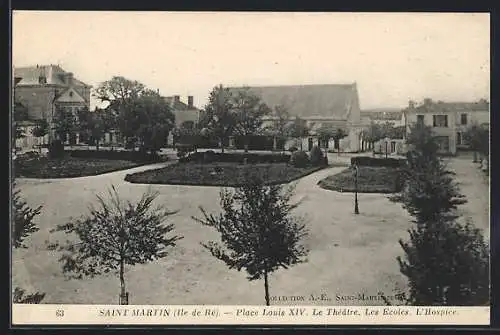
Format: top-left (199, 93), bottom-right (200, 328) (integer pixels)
top-left (64, 72), bottom-right (74, 86)
top-left (188, 96), bottom-right (194, 108)
top-left (174, 95), bottom-right (180, 104)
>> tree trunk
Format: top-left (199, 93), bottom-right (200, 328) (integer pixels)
top-left (473, 151), bottom-right (478, 163)
top-left (220, 138), bottom-right (225, 153)
top-left (264, 270), bottom-right (270, 306)
top-left (96, 140), bottom-right (100, 151)
top-left (119, 259), bottom-right (127, 305)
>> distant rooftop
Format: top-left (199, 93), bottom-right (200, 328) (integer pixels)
top-left (227, 83), bottom-right (359, 121)
top-left (13, 64), bottom-right (91, 87)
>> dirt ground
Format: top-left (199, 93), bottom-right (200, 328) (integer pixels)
top-left (12, 152), bottom-right (489, 305)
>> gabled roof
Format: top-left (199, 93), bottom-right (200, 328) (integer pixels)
top-left (361, 108), bottom-right (403, 121)
top-left (13, 65), bottom-right (91, 87)
top-left (56, 87), bottom-right (86, 103)
top-left (227, 83), bottom-right (358, 120)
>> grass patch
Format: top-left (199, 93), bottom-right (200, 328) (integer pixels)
top-left (318, 166), bottom-right (403, 193)
top-left (14, 156), bottom-right (144, 178)
top-left (125, 162), bottom-right (325, 186)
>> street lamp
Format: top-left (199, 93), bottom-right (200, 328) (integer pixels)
top-left (352, 164), bottom-right (359, 214)
top-left (385, 137), bottom-right (390, 159)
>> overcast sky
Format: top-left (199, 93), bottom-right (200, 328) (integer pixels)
top-left (13, 11), bottom-right (490, 110)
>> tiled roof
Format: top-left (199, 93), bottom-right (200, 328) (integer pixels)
top-left (361, 108), bottom-right (403, 121)
top-left (13, 65), bottom-right (91, 87)
top-left (227, 83), bottom-right (358, 120)
top-left (411, 100), bottom-right (490, 114)
top-left (440, 101), bottom-right (489, 112)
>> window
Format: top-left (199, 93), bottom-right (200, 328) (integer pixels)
top-left (69, 91), bottom-right (74, 97)
top-left (416, 114), bottom-right (425, 125)
top-left (391, 141), bottom-right (396, 153)
top-left (433, 115), bottom-right (448, 127)
top-left (456, 132), bottom-right (462, 145)
top-left (460, 113), bottom-right (467, 125)
top-left (38, 76), bottom-right (47, 84)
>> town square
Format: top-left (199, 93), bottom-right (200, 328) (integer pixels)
top-left (12, 12), bottom-right (489, 307)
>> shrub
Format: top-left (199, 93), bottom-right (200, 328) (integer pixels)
top-left (290, 151), bottom-right (309, 168)
top-left (309, 146), bottom-right (325, 166)
top-left (125, 139), bottom-right (136, 150)
top-left (68, 150), bottom-right (161, 163)
top-left (48, 140), bottom-right (65, 159)
top-left (289, 146), bottom-right (298, 153)
top-left (179, 152), bottom-right (291, 164)
top-left (203, 150), bottom-right (216, 163)
top-left (351, 156), bottom-right (406, 168)
top-left (398, 218), bottom-right (489, 306)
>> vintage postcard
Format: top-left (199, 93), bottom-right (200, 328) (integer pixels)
top-left (11, 11), bottom-right (490, 326)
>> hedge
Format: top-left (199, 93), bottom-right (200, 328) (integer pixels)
top-left (174, 135), bottom-right (285, 151)
top-left (179, 152), bottom-right (291, 164)
top-left (351, 156), bottom-right (407, 168)
top-left (67, 150), bottom-right (162, 163)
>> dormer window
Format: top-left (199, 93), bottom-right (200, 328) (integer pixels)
top-left (39, 76), bottom-right (47, 84)
top-left (69, 91), bottom-right (73, 97)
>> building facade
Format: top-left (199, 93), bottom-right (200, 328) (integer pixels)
top-left (13, 64), bottom-right (92, 144)
top-left (164, 95), bottom-right (201, 146)
top-left (361, 108), bottom-right (406, 155)
top-left (403, 99), bottom-right (490, 155)
top-left (228, 83), bottom-right (363, 152)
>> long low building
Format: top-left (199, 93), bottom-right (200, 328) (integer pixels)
top-left (227, 83), bottom-right (364, 152)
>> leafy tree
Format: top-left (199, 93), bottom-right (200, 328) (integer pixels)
top-left (266, 105), bottom-right (290, 152)
top-left (391, 123), bottom-right (466, 224)
top-left (12, 182), bottom-right (45, 303)
top-left (193, 174), bottom-right (308, 306)
top-left (232, 88), bottom-right (271, 151)
top-left (94, 76), bottom-right (148, 147)
top-left (173, 121), bottom-right (200, 151)
top-left (317, 124), bottom-right (347, 155)
top-left (288, 116), bottom-right (309, 150)
top-left (362, 122), bottom-right (383, 152)
top-left (12, 183), bottom-right (42, 248)
top-left (50, 186), bottom-right (182, 304)
top-left (202, 85), bottom-right (237, 153)
top-left (133, 93), bottom-right (175, 154)
top-left (94, 76), bottom-right (147, 105)
top-left (13, 288), bottom-right (46, 304)
top-left (54, 106), bottom-right (77, 144)
top-left (463, 123), bottom-right (487, 163)
top-left (398, 218), bottom-right (489, 306)
top-left (31, 119), bottom-right (49, 152)
top-left (478, 126), bottom-right (489, 172)
top-left (390, 117), bottom-right (488, 306)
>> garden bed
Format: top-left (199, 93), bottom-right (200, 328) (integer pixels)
top-left (124, 162), bottom-right (324, 186)
top-left (14, 156), bottom-right (144, 178)
top-left (318, 166), bottom-right (404, 194)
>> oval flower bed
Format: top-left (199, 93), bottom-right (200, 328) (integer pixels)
top-left (125, 162), bottom-right (325, 187)
top-left (318, 166), bottom-right (404, 194)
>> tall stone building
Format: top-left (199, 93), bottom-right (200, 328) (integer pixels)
top-left (13, 64), bottom-right (92, 142)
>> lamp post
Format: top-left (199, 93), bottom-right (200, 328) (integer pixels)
top-left (353, 164), bottom-right (359, 214)
top-left (385, 137), bottom-right (390, 159)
